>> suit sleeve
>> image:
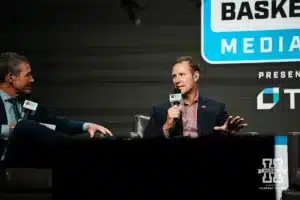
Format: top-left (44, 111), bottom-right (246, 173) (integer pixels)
top-left (215, 102), bottom-right (229, 127)
top-left (53, 116), bottom-right (86, 135)
top-left (143, 106), bottom-right (165, 139)
top-left (40, 105), bottom-right (85, 135)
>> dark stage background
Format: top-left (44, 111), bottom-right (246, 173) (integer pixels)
top-left (1, 0), bottom-right (299, 137)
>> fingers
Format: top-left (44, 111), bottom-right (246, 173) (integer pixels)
top-left (165, 105), bottom-right (181, 128)
top-left (230, 116), bottom-right (241, 124)
top-left (168, 105), bottom-right (181, 119)
top-left (234, 123), bottom-right (248, 133)
top-left (223, 115), bottom-right (248, 133)
top-left (213, 126), bottom-right (222, 131)
top-left (229, 116), bottom-right (247, 126)
top-left (235, 118), bottom-right (244, 124)
top-left (231, 122), bottom-right (248, 133)
top-left (97, 126), bottom-right (113, 136)
top-left (170, 111), bottom-right (180, 119)
top-left (88, 123), bottom-right (113, 137)
top-left (238, 123), bottom-right (248, 129)
top-left (225, 116), bottom-right (233, 124)
top-left (230, 116), bottom-right (244, 127)
top-left (170, 105), bottom-right (180, 112)
top-left (103, 128), bottom-right (113, 136)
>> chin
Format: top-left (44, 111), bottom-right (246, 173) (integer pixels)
top-left (181, 87), bottom-right (188, 93)
top-left (182, 89), bottom-right (193, 96)
top-left (22, 89), bottom-right (32, 94)
top-left (180, 90), bottom-right (188, 96)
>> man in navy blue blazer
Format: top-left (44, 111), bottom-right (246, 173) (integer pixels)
top-left (144, 56), bottom-right (248, 139)
top-left (0, 52), bottom-right (113, 162)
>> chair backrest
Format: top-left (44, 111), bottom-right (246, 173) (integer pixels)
top-left (288, 133), bottom-right (300, 190)
top-left (290, 168), bottom-right (300, 191)
top-left (132, 115), bottom-right (150, 138)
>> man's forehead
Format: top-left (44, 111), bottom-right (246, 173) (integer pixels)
top-left (19, 62), bottom-right (31, 72)
top-left (172, 62), bottom-right (190, 73)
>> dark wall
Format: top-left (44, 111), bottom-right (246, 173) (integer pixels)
top-left (1, 0), bottom-right (299, 136)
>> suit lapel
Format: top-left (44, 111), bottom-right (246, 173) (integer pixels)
top-left (197, 96), bottom-right (208, 136)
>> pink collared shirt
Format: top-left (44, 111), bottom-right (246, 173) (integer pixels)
top-left (181, 93), bottom-right (198, 138)
top-left (163, 93), bottom-right (199, 138)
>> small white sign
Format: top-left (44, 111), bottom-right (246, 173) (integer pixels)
top-left (23, 100), bottom-right (38, 111)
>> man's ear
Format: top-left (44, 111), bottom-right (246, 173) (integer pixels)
top-left (193, 71), bottom-right (200, 82)
top-left (5, 73), bottom-right (14, 84)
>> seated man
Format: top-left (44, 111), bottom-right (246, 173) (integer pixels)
top-left (0, 52), bottom-right (113, 163)
top-left (144, 56), bottom-right (248, 139)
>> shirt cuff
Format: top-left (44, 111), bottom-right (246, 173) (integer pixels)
top-left (82, 123), bottom-right (90, 132)
top-left (1, 125), bottom-right (10, 140)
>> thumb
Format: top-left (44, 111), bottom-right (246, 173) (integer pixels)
top-left (214, 126), bottom-right (222, 131)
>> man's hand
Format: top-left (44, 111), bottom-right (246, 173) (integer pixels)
top-left (163, 105), bottom-right (181, 131)
top-left (214, 116), bottom-right (248, 134)
top-left (87, 123), bottom-right (113, 138)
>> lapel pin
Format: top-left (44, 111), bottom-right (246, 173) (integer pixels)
top-left (201, 105), bottom-right (206, 109)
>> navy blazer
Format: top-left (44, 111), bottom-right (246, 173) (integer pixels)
top-left (143, 96), bottom-right (229, 138)
top-left (0, 97), bottom-right (85, 135)
top-left (0, 96), bottom-right (85, 159)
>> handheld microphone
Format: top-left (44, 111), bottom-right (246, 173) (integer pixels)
top-left (22, 100), bottom-right (56, 130)
top-left (22, 100), bottom-right (38, 120)
top-left (167, 88), bottom-right (183, 138)
top-left (169, 88), bottom-right (183, 107)
top-left (169, 88), bottom-right (183, 120)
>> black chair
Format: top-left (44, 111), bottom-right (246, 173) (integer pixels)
top-left (282, 168), bottom-right (300, 200)
top-left (282, 133), bottom-right (300, 200)
top-left (282, 189), bottom-right (300, 200)
top-left (130, 114), bottom-right (150, 139)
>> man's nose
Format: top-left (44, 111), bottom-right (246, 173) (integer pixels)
top-left (174, 76), bottom-right (180, 83)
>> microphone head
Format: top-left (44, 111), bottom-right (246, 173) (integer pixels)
top-left (173, 88), bottom-right (181, 94)
top-left (170, 88), bottom-right (183, 106)
top-left (23, 100), bottom-right (38, 111)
